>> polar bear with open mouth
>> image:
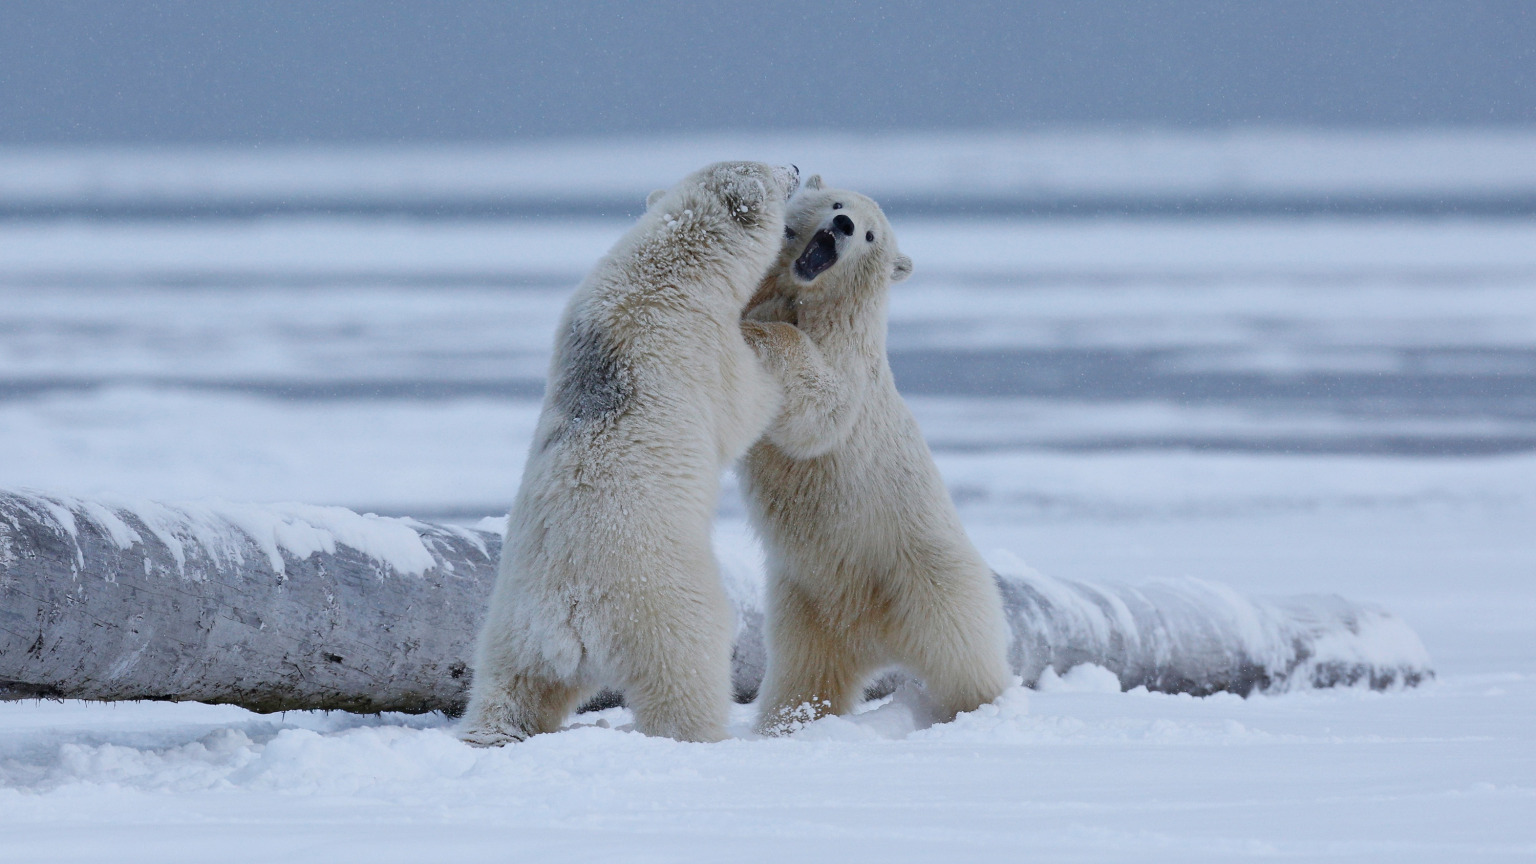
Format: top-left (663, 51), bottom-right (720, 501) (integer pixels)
top-left (741, 177), bottom-right (1013, 733)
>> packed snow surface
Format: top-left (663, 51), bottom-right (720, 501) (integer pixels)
top-left (3, 676), bottom-right (1533, 862)
top-left (3, 137), bottom-right (1535, 860)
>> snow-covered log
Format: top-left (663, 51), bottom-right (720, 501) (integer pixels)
top-left (0, 491), bottom-right (494, 713)
top-left (988, 552), bottom-right (1432, 695)
top-left (0, 491), bottom-right (1430, 715)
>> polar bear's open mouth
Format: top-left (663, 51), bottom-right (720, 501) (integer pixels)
top-left (794, 229), bottom-right (839, 281)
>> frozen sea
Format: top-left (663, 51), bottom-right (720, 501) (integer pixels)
top-left (2, 137), bottom-right (1534, 861)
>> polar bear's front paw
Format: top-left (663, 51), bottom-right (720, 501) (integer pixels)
top-left (740, 320), bottom-right (800, 349)
top-left (713, 162), bottom-right (797, 223)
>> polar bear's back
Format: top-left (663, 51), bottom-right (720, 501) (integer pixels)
top-left (498, 169), bottom-right (789, 591)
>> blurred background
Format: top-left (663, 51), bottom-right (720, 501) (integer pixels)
top-left (2, 1), bottom-right (1533, 667)
top-left (4, 1), bottom-right (1535, 141)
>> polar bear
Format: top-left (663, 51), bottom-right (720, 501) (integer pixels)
top-left (740, 178), bottom-right (1012, 733)
top-left (460, 161), bottom-right (800, 745)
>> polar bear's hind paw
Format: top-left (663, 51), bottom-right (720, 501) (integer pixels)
top-left (456, 723), bottom-right (530, 748)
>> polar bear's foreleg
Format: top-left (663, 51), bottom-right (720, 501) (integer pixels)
top-left (741, 321), bottom-right (863, 460)
top-left (757, 580), bottom-right (877, 734)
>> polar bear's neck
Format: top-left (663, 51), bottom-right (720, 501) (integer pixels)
top-left (796, 279), bottom-right (889, 358)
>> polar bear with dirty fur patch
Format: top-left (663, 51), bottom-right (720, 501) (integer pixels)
top-left (460, 161), bottom-right (800, 745)
top-left (739, 177), bottom-right (1012, 733)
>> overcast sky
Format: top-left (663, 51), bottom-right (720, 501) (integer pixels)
top-left (2, 1), bottom-right (1532, 144)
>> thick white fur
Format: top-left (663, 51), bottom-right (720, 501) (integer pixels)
top-left (460, 162), bottom-right (798, 745)
top-left (741, 179), bottom-right (1012, 733)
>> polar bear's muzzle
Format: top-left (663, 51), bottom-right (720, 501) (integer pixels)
top-left (794, 227), bottom-right (840, 282)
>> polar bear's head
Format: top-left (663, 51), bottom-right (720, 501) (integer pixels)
top-left (646, 162), bottom-right (800, 230)
top-left (778, 176), bottom-right (912, 295)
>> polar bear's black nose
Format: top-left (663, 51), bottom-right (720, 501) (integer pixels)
top-left (832, 214), bottom-right (855, 236)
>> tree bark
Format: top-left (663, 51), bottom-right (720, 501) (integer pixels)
top-left (0, 490), bottom-right (1430, 715)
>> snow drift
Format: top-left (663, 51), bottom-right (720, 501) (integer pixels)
top-left (0, 490), bottom-right (1430, 714)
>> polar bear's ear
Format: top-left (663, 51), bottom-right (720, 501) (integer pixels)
top-left (803, 174), bottom-right (824, 191)
top-left (890, 255), bottom-right (913, 283)
top-left (645, 189), bottom-right (667, 210)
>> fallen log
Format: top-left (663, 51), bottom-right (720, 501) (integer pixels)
top-left (0, 490), bottom-right (1430, 714)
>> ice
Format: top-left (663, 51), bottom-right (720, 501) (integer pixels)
top-left (0, 218), bottom-right (624, 284)
top-left (8, 217), bottom-right (1536, 285)
top-left (5, 129), bottom-right (1536, 207)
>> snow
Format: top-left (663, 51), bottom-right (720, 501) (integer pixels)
top-left (3, 678), bottom-right (1533, 862)
top-left (18, 492), bottom-right (441, 577)
top-left (1034, 663), bottom-right (1125, 694)
top-left (3, 137), bottom-right (1536, 859)
top-left (204, 502), bottom-right (440, 577)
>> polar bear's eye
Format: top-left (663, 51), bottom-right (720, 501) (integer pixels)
top-left (785, 226), bottom-right (798, 240)
top-left (832, 202), bottom-right (843, 210)
top-left (866, 231), bottom-right (874, 242)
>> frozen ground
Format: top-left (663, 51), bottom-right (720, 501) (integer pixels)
top-left (2, 148), bottom-right (1535, 859)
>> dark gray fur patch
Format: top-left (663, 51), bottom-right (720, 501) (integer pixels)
top-left (546, 317), bottom-right (632, 445)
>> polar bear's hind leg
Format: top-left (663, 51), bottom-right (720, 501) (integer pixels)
top-left (886, 578), bottom-right (1012, 721)
top-left (757, 581), bottom-right (878, 735)
top-left (612, 556), bottom-right (736, 743)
